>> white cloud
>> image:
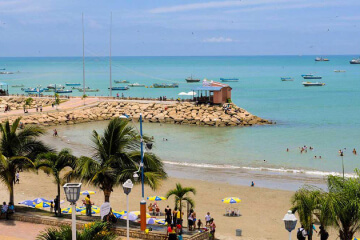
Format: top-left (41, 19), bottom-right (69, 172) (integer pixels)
top-left (148, 0), bottom-right (303, 14)
top-left (203, 37), bottom-right (235, 43)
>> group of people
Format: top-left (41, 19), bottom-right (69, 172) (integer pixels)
top-left (159, 96), bottom-right (167, 101)
top-left (297, 225), bottom-right (328, 240)
top-left (149, 202), bottom-right (161, 216)
top-left (1, 202), bottom-right (15, 220)
top-left (35, 105), bottom-right (43, 112)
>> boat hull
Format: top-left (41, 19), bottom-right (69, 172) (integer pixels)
top-left (302, 82), bottom-right (325, 87)
top-left (65, 83), bottom-right (81, 86)
top-left (109, 87), bottom-right (129, 90)
top-left (303, 76), bottom-right (322, 79)
top-left (186, 79), bottom-right (200, 83)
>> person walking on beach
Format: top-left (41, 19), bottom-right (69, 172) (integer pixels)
top-left (188, 209), bottom-right (194, 231)
top-left (53, 129), bottom-right (58, 137)
top-left (54, 195), bottom-right (59, 216)
top-left (15, 171), bottom-right (20, 184)
top-left (165, 205), bottom-right (172, 225)
top-left (209, 218), bottom-right (216, 240)
top-left (205, 212), bottom-right (211, 227)
top-left (192, 209), bottom-right (197, 230)
top-left (85, 194), bottom-right (92, 216)
top-left (318, 225), bottom-right (329, 240)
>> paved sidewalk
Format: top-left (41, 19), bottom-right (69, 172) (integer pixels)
top-left (0, 220), bottom-right (49, 240)
top-left (0, 97), bottom-right (99, 119)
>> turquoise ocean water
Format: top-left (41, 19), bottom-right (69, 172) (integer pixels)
top-left (1, 56), bottom-right (360, 178)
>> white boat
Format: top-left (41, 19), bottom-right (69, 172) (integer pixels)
top-left (334, 70), bottom-right (346, 72)
top-left (128, 83), bottom-right (145, 87)
top-left (77, 88), bottom-right (99, 92)
top-left (302, 82), bottom-right (325, 87)
top-left (114, 80), bottom-right (129, 83)
top-left (281, 77), bottom-right (294, 81)
top-left (350, 58), bottom-right (360, 64)
top-left (47, 84), bottom-right (64, 89)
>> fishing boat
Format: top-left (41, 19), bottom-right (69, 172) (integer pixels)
top-left (315, 57), bottom-right (329, 61)
top-left (109, 86), bottom-right (129, 91)
top-left (350, 58), bottom-right (360, 64)
top-left (0, 71), bottom-right (14, 74)
top-left (220, 78), bottom-right (239, 82)
top-left (56, 89), bottom-right (72, 94)
top-left (114, 80), bottom-right (129, 83)
top-left (301, 74), bottom-right (313, 77)
top-left (128, 83), bottom-right (145, 87)
top-left (185, 75), bottom-right (200, 83)
top-left (303, 76), bottom-right (322, 79)
top-left (334, 70), bottom-right (346, 72)
top-left (77, 88), bottom-right (99, 92)
top-left (302, 82), bottom-right (325, 87)
top-left (65, 83), bottom-right (81, 86)
top-left (47, 84), bottom-right (65, 89)
top-left (11, 84), bottom-right (24, 87)
top-left (23, 88), bottom-right (45, 93)
top-left (281, 77), bottom-right (294, 81)
top-left (153, 83), bottom-right (179, 88)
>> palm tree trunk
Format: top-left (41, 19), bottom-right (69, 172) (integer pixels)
top-left (9, 181), bottom-right (14, 203)
top-left (340, 227), bottom-right (353, 240)
top-left (104, 189), bottom-right (112, 202)
top-left (179, 199), bottom-right (183, 226)
top-left (57, 183), bottom-right (61, 215)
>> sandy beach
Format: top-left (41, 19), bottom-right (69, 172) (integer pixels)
top-left (0, 169), bottom-right (296, 240)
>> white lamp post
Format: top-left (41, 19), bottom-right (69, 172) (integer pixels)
top-left (283, 210), bottom-right (297, 240)
top-left (123, 179), bottom-right (133, 240)
top-left (63, 183), bottom-right (82, 240)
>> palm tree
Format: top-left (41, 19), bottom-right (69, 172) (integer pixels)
top-left (0, 118), bottom-right (51, 203)
top-left (291, 186), bottom-right (321, 240)
top-left (35, 149), bottom-right (77, 215)
top-left (166, 183), bottom-right (196, 225)
top-left (74, 118), bottom-right (167, 202)
top-left (327, 174), bottom-right (360, 240)
top-left (37, 221), bottom-right (116, 240)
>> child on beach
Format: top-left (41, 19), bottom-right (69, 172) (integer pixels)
top-left (205, 212), bottom-right (211, 227)
top-left (197, 219), bottom-right (203, 230)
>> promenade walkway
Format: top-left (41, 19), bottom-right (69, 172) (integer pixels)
top-left (0, 220), bottom-right (49, 240)
top-left (0, 97), bottom-right (99, 119)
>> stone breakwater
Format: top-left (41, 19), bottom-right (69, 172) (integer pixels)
top-left (2, 101), bottom-right (273, 127)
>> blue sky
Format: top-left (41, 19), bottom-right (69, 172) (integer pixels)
top-left (0, 0), bottom-right (360, 56)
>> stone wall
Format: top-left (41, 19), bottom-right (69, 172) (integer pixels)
top-left (2, 101), bottom-right (273, 127)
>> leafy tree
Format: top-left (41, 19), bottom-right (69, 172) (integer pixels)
top-left (24, 97), bottom-right (33, 110)
top-left (327, 173), bottom-right (360, 240)
top-left (74, 118), bottom-right (166, 202)
top-left (36, 221), bottom-right (116, 240)
top-left (291, 186), bottom-right (321, 240)
top-left (0, 117), bottom-right (51, 202)
top-left (166, 183), bottom-right (196, 225)
top-left (35, 149), bottom-right (77, 215)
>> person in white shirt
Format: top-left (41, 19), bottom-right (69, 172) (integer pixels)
top-left (15, 172), bottom-right (20, 184)
top-left (205, 212), bottom-right (211, 227)
top-left (1, 202), bottom-right (8, 216)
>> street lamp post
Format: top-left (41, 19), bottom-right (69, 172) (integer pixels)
top-left (341, 151), bottom-right (345, 179)
top-left (123, 179), bottom-right (134, 240)
top-left (63, 183), bottom-right (82, 240)
top-left (120, 113), bottom-right (152, 231)
top-left (283, 210), bottom-right (297, 240)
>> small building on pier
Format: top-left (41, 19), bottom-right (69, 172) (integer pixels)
top-left (193, 80), bottom-right (232, 105)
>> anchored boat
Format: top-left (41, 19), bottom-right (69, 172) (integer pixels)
top-left (315, 57), bottom-right (329, 61)
top-left (56, 89), bottom-right (72, 94)
top-left (281, 77), bottom-right (294, 81)
top-left (185, 75), bottom-right (200, 83)
top-left (220, 78), bottom-right (239, 82)
top-left (77, 88), bottom-right (99, 92)
top-left (109, 86), bottom-right (129, 90)
top-left (153, 83), bottom-right (179, 88)
top-left (65, 83), bottom-right (81, 86)
top-left (334, 70), bottom-right (346, 72)
top-left (302, 82), bottom-right (325, 87)
top-left (350, 58), bottom-right (360, 64)
top-left (128, 83), bottom-right (145, 87)
top-left (114, 80), bottom-right (129, 83)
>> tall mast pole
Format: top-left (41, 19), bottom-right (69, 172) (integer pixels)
top-left (109, 12), bottom-right (112, 97)
top-left (82, 13), bottom-right (86, 103)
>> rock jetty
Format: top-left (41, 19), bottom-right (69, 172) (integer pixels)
top-left (0, 97), bottom-right (62, 110)
top-left (1, 100), bottom-right (273, 127)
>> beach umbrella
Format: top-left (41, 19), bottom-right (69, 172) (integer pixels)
top-left (155, 219), bottom-right (167, 225)
top-left (130, 211), bottom-right (151, 218)
top-left (33, 198), bottom-right (51, 204)
top-left (19, 200), bottom-right (36, 207)
top-left (147, 196), bottom-right (167, 201)
top-left (222, 197), bottom-right (241, 204)
top-left (35, 202), bottom-right (51, 209)
top-left (115, 210), bottom-right (127, 215)
top-left (147, 218), bottom-right (156, 224)
top-left (80, 190), bottom-right (96, 195)
top-left (112, 212), bottom-right (122, 219)
top-left (187, 91), bottom-right (196, 96)
top-left (178, 92), bottom-right (188, 96)
top-left (120, 213), bottom-right (138, 221)
top-left (62, 206), bottom-right (84, 214)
